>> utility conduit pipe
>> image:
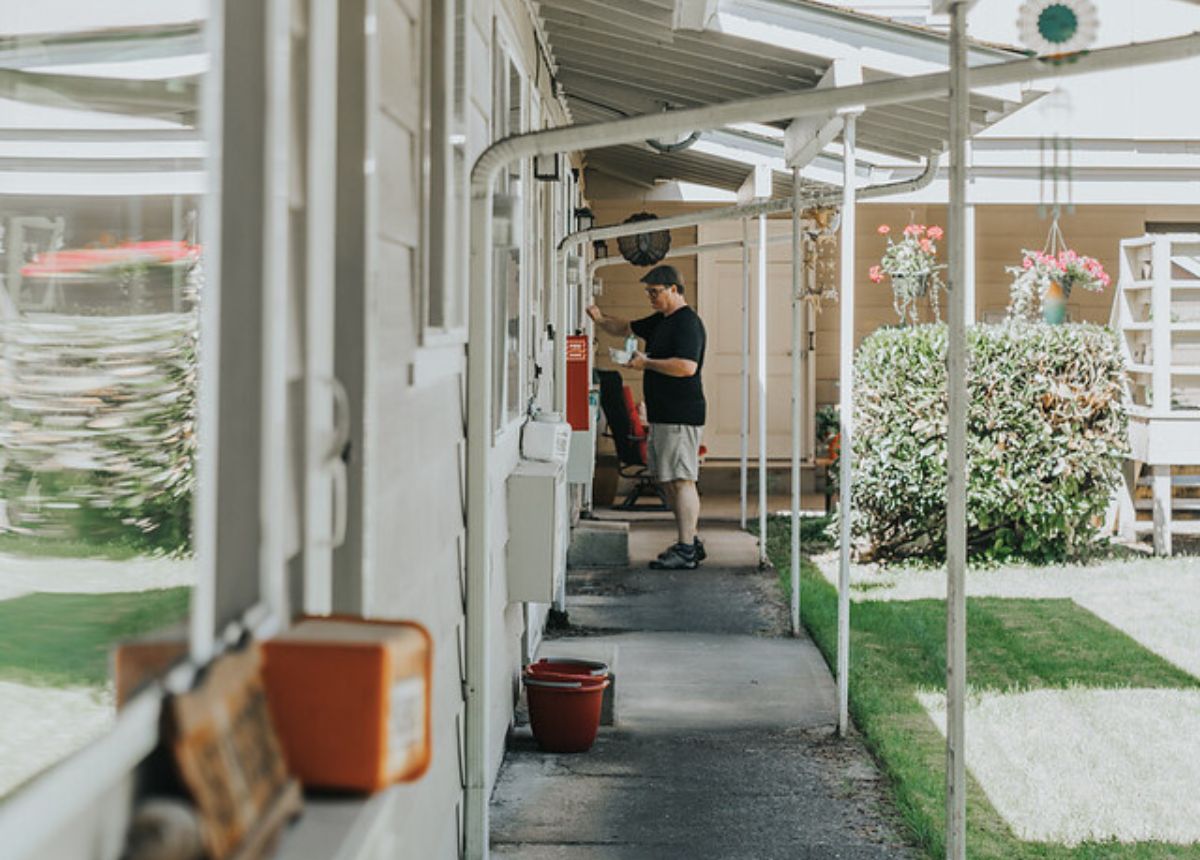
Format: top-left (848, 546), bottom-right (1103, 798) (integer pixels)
top-left (583, 156), bottom-right (939, 284)
top-left (481, 32), bottom-right (1200, 188)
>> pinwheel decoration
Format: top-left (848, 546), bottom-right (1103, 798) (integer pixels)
top-left (1017, 0), bottom-right (1100, 57)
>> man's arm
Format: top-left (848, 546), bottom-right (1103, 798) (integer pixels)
top-left (628, 354), bottom-right (698, 377)
top-left (586, 304), bottom-right (632, 337)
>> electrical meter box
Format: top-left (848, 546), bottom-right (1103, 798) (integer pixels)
top-left (506, 455), bottom-right (568, 603)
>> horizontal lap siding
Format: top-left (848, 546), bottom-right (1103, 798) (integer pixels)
top-left (366, 0), bottom-right (574, 853)
top-left (368, 1), bottom-right (465, 856)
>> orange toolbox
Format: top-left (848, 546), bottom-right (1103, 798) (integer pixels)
top-left (261, 617), bottom-right (433, 792)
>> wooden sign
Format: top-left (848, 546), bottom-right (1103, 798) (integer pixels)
top-left (167, 645), bottom-right (302, 860)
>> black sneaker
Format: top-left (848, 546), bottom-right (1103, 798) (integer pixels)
top-left (657, 538), bottom-right (705, 562)
top-left (650, 543), bottom-right (698, 570)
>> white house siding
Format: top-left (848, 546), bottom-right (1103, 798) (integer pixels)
top-left (351, 0), bottom-right (570, 854)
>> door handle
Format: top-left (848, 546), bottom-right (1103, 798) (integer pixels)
top-left (318, 376), bottom-right (351, 549)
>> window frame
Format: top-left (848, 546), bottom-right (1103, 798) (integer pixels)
top-left (490, 20), bottom-right (531, 434)
top-left (417, 0), bottom-right (467, 348)
top-left (0, 2), bottom-right (295, 853)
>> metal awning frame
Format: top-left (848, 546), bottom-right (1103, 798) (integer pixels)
top-left (464, 28), bottom-right (1200, 860)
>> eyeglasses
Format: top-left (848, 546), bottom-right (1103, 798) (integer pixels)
top-left (644, 287), bottom-right (668, 298)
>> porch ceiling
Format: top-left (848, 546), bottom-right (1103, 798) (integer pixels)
top-left (535, 0), bottom-right (1039, 193)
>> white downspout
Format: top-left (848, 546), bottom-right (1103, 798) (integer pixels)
top-left (465, 177), bottom-right (495, 860)
top-left (836, 115), bottom-right (858, 739)
top-left (465, 34), bottom-right (1200, 853)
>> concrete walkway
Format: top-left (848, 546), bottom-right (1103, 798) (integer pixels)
top-left (0, 551), bottom-right (193, 602)
top-left (490, 519), bottom-right (916, 859)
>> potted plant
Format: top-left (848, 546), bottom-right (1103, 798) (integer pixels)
top-left (869, 223), bottom-right (946, 325)
top-left (815, 404), bottom-right (840, 461)
top-left (1006, 247), bottom-right (1110, 324)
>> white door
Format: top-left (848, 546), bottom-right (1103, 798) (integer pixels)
top-left (697, 219), bottom-right (804, 460)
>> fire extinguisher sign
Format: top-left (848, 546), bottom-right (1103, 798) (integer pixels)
top-left (566, 338), bottom-right (588, 362)
top-left (566, 335), bottom-right (590, 431)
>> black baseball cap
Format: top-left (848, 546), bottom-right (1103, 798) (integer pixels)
top-left (640, 265), bottom-right (683, 288)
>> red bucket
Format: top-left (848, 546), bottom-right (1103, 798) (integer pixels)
top-left (523, 673), bottom-right (610, 753)
top-left (527, 657), bottom-right (609, 679)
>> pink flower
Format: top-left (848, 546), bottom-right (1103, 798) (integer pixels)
top-left (927, 226), bottom-right (944, 241)
top-left (903, 224), bottom-right (921, 237)
top-left (869, 265), bottom-right (884, 283)
top-left (877, 224), bottom-right (891, 236)
top-left (919, 238), bottom-right (934, 254)
top-left (1023, 257), bottom-right (1034, 270)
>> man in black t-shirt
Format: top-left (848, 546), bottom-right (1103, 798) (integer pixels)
top-left (587, 265), bottom-right (707, 570)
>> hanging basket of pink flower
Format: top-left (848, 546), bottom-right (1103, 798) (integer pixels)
top-left (869, 223), bottom-right (947, 325)
top-left (1005, 220), bottom-right (1110, 323)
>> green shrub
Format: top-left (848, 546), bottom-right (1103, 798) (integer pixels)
top-left (0, 309), bottom-right (197, 554)
top-left (851, 322), bottom-right (1127, 563)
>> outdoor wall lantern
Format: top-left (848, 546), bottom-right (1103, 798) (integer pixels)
top-left (574, 207), bottom-right (595, 232)
top-left (592, 239), bottom-right (609, 260)
top-left (534, 152), bottom-right (561, 182)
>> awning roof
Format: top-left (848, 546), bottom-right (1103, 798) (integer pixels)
top-left (536, 0), bottom-right (1043, 193)
top-left (0, 23), bottom-right (203, 197)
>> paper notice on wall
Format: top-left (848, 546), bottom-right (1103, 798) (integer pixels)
top-left (388, 677), bottom-right (426, 777)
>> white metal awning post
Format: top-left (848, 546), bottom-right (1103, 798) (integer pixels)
top-left (790, 166), bottom-right (803, 636)
top-left (757, 209), bottom-right (769, 564)
top-left (741, 217), bottom-right (751, 530)
top-left (836, 114), bottom-right (858, 738)
top-left (739, 165), bottom-right (771, 556)
top-left (467, 33), bottom-right (1200, 855)
top-left (945, 1), bottom-right (971, 857)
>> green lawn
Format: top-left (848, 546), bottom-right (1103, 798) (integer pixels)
top-left (0, 588), bottom-right (190, 687)
top-left (761, 516), bottom-right (1200, 859)
top-left (0, 532), bottom-right (148, 561)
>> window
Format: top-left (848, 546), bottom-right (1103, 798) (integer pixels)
top-left (421, 0), bottom-right (465, 341)
top-left (0, 10), bottom-right (203, 797)
top-left (492, 34), bottom-right (528, 430)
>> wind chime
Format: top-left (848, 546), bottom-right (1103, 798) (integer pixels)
top-left (801, 206), bottom-right (840, 313)
top-left (1017, 0), bottom-right (1100, 220)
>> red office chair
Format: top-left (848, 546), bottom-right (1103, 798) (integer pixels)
top-left (597, 370), bottom-right (669, 511)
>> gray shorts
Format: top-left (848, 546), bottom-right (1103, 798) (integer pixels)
top-left (646, 423), bottom-right (703, 483)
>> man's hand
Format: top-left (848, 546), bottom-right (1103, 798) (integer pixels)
top-left (626, 350), bottom-right (647, 370)
top-left (588, 305), bottom-right (632, 337)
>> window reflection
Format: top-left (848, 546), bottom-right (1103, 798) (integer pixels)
top-left (0, 6), bottom-right (203, 797)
